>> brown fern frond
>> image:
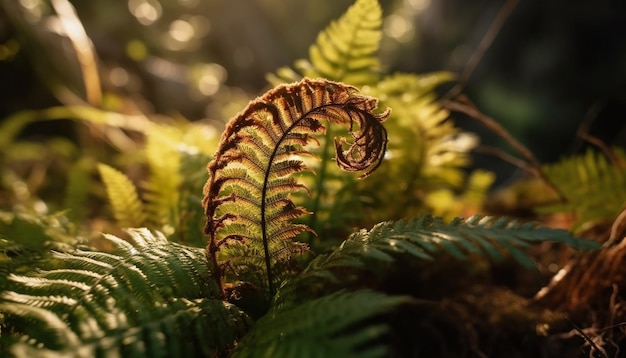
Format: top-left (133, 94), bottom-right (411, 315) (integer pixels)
top-left (203, 78), bottom-right (390, 296)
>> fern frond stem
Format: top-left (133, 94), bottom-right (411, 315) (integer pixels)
top-left (306, 22), bottom-right (360, 235)
top-left (206, 231), bottom-right (224, 298)
top-left (445, 98), bottom-right (539, 167)
top-left (443, 0), bottom-right (520, 100)
top-left (579, 133), bottom-right (617, 164)
top-left (308, 126), bottom-right (336, 239)
top-left (576, 100), bottom-right (618, 164)
top-left (473, 145), bottom-right (538, 175)
top-left (576, 101), bottom-right (623, 167)
top-left (444, 98), bottom-right (567, 203)
top-left (261, 147), bottom-right (286, 297)
top-left (262, 110), bottom-right (331, 295)
top-left (573, 100), bottom-right (607, 152)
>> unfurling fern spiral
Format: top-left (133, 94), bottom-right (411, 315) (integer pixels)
top-left (203, 78), bottom-right (390, 297)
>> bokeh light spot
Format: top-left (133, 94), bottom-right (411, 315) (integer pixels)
top-left (109, 67), bottom-right (129, 87)
top-left (384, 14), bottom-right (414, 43)
top-left (191, 63), bottom-right (227, 96)
top-left (169, 20), bottom-right (195, 42)
top-left (128, 0), bottom-right (162, 26)
top-left (405, 0), bottom-right (431, 13)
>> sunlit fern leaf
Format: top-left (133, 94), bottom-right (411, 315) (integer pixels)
top-left (97, 163), bottom-right (147, 228)
top-left (365, 72), bottom-right (468, 186)
top-left (0, 211), bottom-right (78, 252)
top-left (203, 78), bottom-right (390, 297)
top-left (267, 0), bottom-right (382, 87)
top-left (232, 290), bottom-right (411, 358)
top-left (143, 126), bottom-right (183, 234)
top-left (425, 169), bottom-right (496, 221)
top-left (170, 151), bottom-right (213, 248)
top-left (358, 72), bottom-right (480, 222)
top-left (266, 0), bottom-right (386, 242)
top-left (142, 123), bottom-right (219, 237)
top-left (0, 228), bottom-right (250, 356)
top-left (275, 215), bottom-right (599, 306)
top-left (0, 210), bottom-right (79, 290)
top-left (537, 148), bottom-right (626, 230)
top-left (1, 298), bottom-right (249, 358)
top-left (63, 158), bottom-right (94, 222)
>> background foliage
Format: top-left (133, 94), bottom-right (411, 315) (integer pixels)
top-left (0, 0), bottom-right (625, 357)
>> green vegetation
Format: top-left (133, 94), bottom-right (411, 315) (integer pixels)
top-left (1, 0), bottom-right (623, 357)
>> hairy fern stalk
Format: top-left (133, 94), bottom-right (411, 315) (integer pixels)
top-left (202, 78), bottom-right (390, 297)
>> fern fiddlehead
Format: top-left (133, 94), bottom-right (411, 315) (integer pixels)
top-left (203, 78), bottom-right (390, 297)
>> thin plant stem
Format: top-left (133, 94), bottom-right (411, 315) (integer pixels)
top-left (444, 0), bottom-right (520, 100)
top-left (444, 98), bottom-right (567, 203)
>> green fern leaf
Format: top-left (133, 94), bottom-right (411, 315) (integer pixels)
top-left (276, 215), bottom-right (599, 305)
top-left (1, 297), bottom-right (249, 358)
top-left (537, 148), bottom-right (626, 229)
top-left (142, 126), bottom-right (183, 233)
top-left (203, 78), bottom-right (390, 297)
top-left (358, 72), bottom-right (479, 221)
top-left (266, 0), bottom-right (386, 238)
top-left (0, 210), bottom-right (79, 292)
top-left (141, 122), bottom-right (219, 237)
top-left (170, 151), bottom-right (213, 247)
top-left (268, 0), bottom-right (382, 87)
top-left (63, 158), bottom-right (95, 222)
top-left (232, 290), bottom-right (411, 358)
top-left (97, 163), bottom-right (147, 228)
top-left (0, 229), bottom-right (249, 356)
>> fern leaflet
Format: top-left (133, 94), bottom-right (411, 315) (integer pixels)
top-left (0, 229), bottom-right (250, 356)
top-left (359, 72), bottom-right (480, 222)
top-left (232, 290), bottom-right (411, 358)
top-left (267, 0), bottom-right (382, 87)
top-left (97, 163), bottom-right (147, 228)
top-left (142, 126), bottom-right (183, 233)
top-left (537, 148), bottom-right (626, 230)
top-left (275, 215), bottom-right (600, 306)
top-left (203, 78), bottom-right (390, 297)
top-left (267, 0), bottom-right (386, 241)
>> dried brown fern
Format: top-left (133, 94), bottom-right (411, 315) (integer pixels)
top-left (202, 78), bottom-right (390, 297)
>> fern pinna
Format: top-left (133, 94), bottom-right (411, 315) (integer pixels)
top-left (203, 78), bottom-right (390, 297)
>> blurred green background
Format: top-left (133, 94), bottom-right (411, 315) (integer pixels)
top-left (1, 0), bottom-right (624, 184)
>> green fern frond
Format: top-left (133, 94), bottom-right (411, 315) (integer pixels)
top-left (365, 73), bottom-right (468, 185)
top-left (170, 151), bottom-right (213, 247)
top-left (0, 210), bottom-right (79, 291)
top-left (357, 72), bottom-right (482, 222)
top-left (0, 229), bottom-right (249, 356)
top-left (142, 122), bottom-right (219, 236)
top-left (276, 215), bottom-right (599, 305)
top-left (267, 0), bottom-right (382, 87)
top-left (0, 210), bottom-right (78, 254)
top-left (267, 1), bottom-right (479, 239)
top-left (232, 290), bottom-right (411, 358)
top-left (203, 78), bottom-right (390, 297)
top-left (97, 163), bottom-right (147, 228)
top-left (537, 148), bottom-right (626, 229)
top-left (62, 158), bottom-right (96, 223)
top-left (267, 0), bottom-right (387, 241)
top-left (1, 297), bottom-right (249, 358)
top-left (143, 126), bottom-right (183, 233)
